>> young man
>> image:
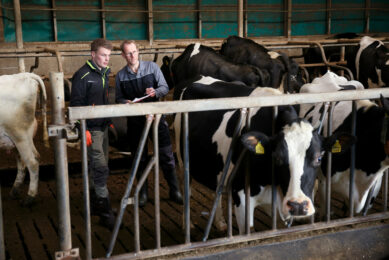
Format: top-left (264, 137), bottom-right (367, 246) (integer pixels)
top-left (70, 38), bottom-right (115, 229)
top-left (115, 40), bottom-right (183, 207)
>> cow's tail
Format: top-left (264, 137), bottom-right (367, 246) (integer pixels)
top-left (30, 73), bottom-right (49, 148)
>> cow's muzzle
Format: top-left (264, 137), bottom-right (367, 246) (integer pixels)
top-left (287, 200), bottom-right (309, 216)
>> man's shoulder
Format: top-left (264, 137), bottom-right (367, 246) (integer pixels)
top-left (73, 63), bottom-right (91, 80)
top-left (116, 66), bottom-right (128, 78)
top-left (141, 61), bottom-right (159, 72)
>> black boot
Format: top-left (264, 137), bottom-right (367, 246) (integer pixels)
top-left (164, 169), bottom-right (183, 205)
top-left (139, 180), bottom-right (148, 208)
top-left (89, 189), bottom-right (99, 216)
top-left (95, 197), bottom-right (115, 230)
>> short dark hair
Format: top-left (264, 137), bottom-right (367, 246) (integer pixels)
top-left (120, 40), bottom-right (138, 53)
top-left (91, 38), bottom-right (112, 52)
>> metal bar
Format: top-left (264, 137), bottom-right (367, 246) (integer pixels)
top-left (153, 114), bottom-right (161, 249)
top-left (81, 119), bottom-right (92, 260)
top-left (0, 2), bottom-right (4, 42)
top-left (339, 46), bottom-right (345, 77)
top-left (51, 0), bottom-right (57, 41)
top-left (106, 115), bottom-right (153, 257)
top-left (326, 0), bottom-right (332, 35)
top-left (244, 0), bottom-right (248, 37)
top-left (202, 108), bottom-right (247, 241)
top-left (183, 112), bottom-right (191, 243)
top-left (13, 0), bottom-right (25, 72)
top-left (384, 169), bottom-right (388, 212)
top-left (101, 0), bottom-right (106, 39)
top-left (326, 102), bottom-right (335, 223)
top-left (110, 212), bottom-right (389, 260)
top-left (0, 184), bottom-right (5, 260)
top-left (134, 156), bottom-right (156, 253)
top-left (272, 107), bottom-right (278, 229)
top-left (50, 72), bottom-right (72, 251)
top-left (349, 101), bottom-right (357, 217)
top-left (245, 108), bottom-right (252, 234)
top-left (68, 88), bottom-right (389, 121)
top-left (148, 0), bottom-right (153, 46)
top-left (238, 0), bottom-right (244, 37)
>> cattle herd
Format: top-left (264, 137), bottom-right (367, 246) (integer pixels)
top-left (1, 35), bottom-right (388, 235)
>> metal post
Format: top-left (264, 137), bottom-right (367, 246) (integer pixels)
top-left (51, 0), bottom-right (58, 41)
top-left (153, 115), bottom-right (161, 249)
top-left (384, 169), bottom-right (388, 212)
top-left (326, 0), bottom-right (332, 35)
top-left (272, 107), bottom-right (278, 229)
top-left (326, 102), bottom-right (335, 223)
top-left (349, 101), bottom-right (357, 217)
top-left (365, 0), bottom-right (370, 34)
top-left (245, 108), bottom-right (252, 234)
top-left (197, 0), bottom-right (202, 39)
top-left (284, 0), bottom-right (292, 40)
top-left (101, 0), bottom-right (106, 39)
top-left (13, 0), bottom-right (25, 72)
top-left (50, 72), bottom-right (72, 251)
top-left (81, 119), bottom-right (92, 260)
top-left (183, 112), bottom-right (191, 243)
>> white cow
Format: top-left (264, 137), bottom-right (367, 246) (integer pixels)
top-left (0, 72), bottom-right (48, 205)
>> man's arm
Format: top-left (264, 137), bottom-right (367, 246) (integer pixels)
top-left (70, 71), bottom-right (87, 107)
top-left (152, 62), bottom-right (169, 99)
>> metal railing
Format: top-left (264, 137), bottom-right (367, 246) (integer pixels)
top-left (68, 88), bottom-right (389, 259)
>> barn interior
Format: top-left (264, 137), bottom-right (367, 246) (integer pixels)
top-left (0, 1), bottom-right (389, 260)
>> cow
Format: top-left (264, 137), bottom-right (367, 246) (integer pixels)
top-left (299, 71), bottom-right (389, 217)
top-left (303, 35), bottom-right (389, 89)
top-left (174, 75), bottom-right (354, 233)
top-left (220, 35), bottom-right (304, 94)
top-left (166, 43), bottom-right (269, 100)
top-left (0, 72), bottom-right (49, 206)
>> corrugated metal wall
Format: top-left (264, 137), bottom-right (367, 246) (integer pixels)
top-left (1, 0), bottom-right (388, 42)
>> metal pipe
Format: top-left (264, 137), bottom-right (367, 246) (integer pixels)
top-left (183, 112), bottom-right (191, 243)
top-left (202, 108), bottom-right (247, 241)
top-left (326, 0), bottom-right (332, 35)
top-left (349, 101), bottom-right (357, 217)
top-left (101, 0), bottom-right (106, 39)
top-left (197, 0), bottom-right (202, 39)
top-left (134, 156), bottom-right (156, 253)
top-left (106, 115), bottom-right (153, 257)
top-left (272, 106), bottom-right (278, 229)
top-left (284, 0), bottom-right (292, 40)
top-left (81, 119), bottom-right (92, 260)
top-left (365, 0), bottom-right (370, 34)
top-left (13, 0), bottom-right (25, 72)
top-left (245, 108), bottom-right (252, 234)
top-left (51, 0), bottom-right (58, 41)
top-left (153, 114), bottom-right (161, 249)
top-left (50, 72), bottom-right (72, 251)
top-left (326, 102), bottom-right (335, 222)
top-left (148, 0), bottom-right (153, 46)
top-left (68, 88), bottom-right (389, 121)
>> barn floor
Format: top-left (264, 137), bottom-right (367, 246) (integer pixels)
top-left (1, 158), bottom-right (388, 260)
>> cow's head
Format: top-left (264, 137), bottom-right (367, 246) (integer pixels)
top-left (376, 46), bottom-right (389, 88)
top-left (241, 120), bottom-right (355, 221)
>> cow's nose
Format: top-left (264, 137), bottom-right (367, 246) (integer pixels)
top-left (287, 200), bottom-right (309, 215)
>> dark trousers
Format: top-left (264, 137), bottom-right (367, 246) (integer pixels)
top-left (127, 115), bottom-right (178, 191)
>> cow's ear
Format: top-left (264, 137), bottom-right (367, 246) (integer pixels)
top-left (323, 132), bottom-right (357, 154)
top-left (241, 131), bottom-right (270, 155)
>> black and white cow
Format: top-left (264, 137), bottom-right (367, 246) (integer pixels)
top-left (168, 43), bottom-right (269, 100)
top-left (220, 35), bottom-right (304, 93)
top-left (174, 75), bottom-right (353, 233)
top-left (0, 72), bottom-right (49, 205)
top-left (300, 71), bottom-right (389, 216)
top-left (354, 36), bottom-right (389, 89)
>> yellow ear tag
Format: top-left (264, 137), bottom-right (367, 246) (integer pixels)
top-left (255, 142), bottom-right (265, 154)
top-left (331, 140), bottom-right (342, 153)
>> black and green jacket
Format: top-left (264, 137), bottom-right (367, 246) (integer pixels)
top-left (70, 60), bottom-right (112, 130)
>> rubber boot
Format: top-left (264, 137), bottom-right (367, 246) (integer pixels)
top-left (89, 189), bottom-right (98, 216)
top-left (164, 169), bottom-right (183, 205)
top-left (95, 197), bottom-right (115, 230)
top-left (139, 180), bottom-right (148, 208)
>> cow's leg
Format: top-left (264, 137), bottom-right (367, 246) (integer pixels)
top-left (13, 132), bottom-right (40, 206)
top-left (214, 194), bottom-right (227, 232)
top-left (234, 190), bottom-right (254, 234)
top-left (9, 154), bottom-right (26, 200)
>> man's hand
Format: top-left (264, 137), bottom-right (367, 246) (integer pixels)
top-left (86, 130), bottom-right (92, 147)
top-left (145, 87), bottom-right (156, 97)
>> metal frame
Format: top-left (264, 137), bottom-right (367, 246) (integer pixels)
top-left (67, 87), bottom-right (389, 259)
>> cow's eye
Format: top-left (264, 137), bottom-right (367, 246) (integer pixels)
top-left (313, 152), bottom-right (324, 167)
